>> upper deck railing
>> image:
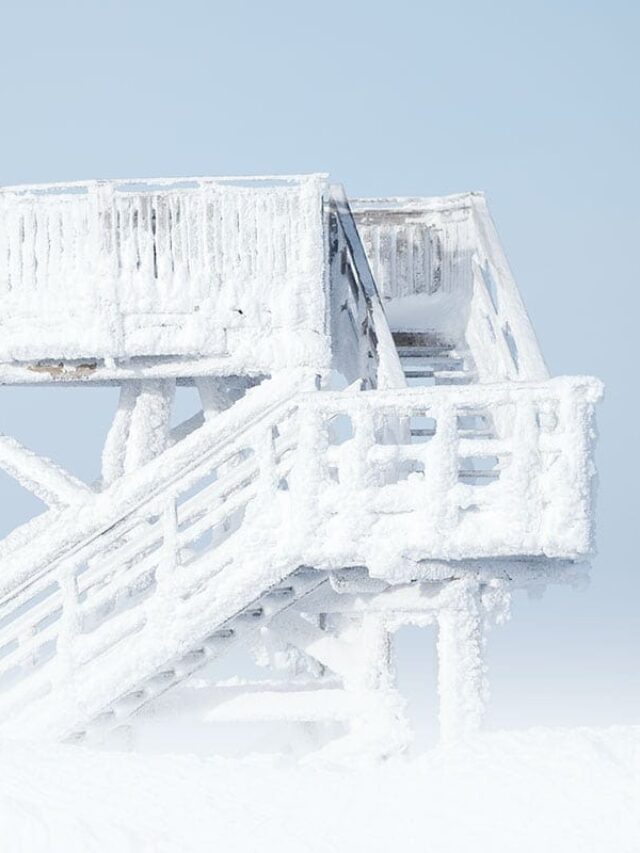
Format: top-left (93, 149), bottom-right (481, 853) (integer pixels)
top-left (0, 174), bottom-right (328, 369)
top-left (328, 186), bottom-right (405, 389)
top-left (352, 193), bottom-right (549, 383)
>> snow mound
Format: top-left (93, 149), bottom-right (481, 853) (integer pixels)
top-left (1, 725), bottom-right (638, 853)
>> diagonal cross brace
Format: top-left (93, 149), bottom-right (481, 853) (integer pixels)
top-left (0, 434), bottom-right (92, 508)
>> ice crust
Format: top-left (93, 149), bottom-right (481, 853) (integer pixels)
top-left (0, 176), bottom-right (604, 758)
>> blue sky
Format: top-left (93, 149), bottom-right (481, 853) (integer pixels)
top-left (0, 0), bottom-right (638, 734)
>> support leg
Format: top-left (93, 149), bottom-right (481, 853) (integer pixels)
top-left (195, 377), bottom-right (238, 421)
top-left (101, 380), bottom-right (175, 487)
top-left (437, 579), bottom-right (486, 744)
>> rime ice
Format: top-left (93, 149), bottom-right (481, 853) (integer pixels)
top-left (0, 175), bottom-right (602, 760)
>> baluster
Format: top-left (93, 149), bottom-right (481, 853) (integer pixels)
top-left (159, 497), bottom-right (178, 582)
top-left (91, 181), bottom-right (122, 358)
top-left (424, 403), bottom-right (459, 532)
top-left (141, 499), bottom-right (178, 631)
top-left (551, 387), bottom-right (593, 554)
top-left (53, 565), bottom-right (82, 698)
top-left (350, 404), bottom-right (376, 490)
top-left (287, 404), bottom-right (326, 553)
top-left (508, 396), bottom-right (541, 550)
top-left (257, 423), bottom-right (278, 498)
top-left (18, 621), bottom-right (39, 674)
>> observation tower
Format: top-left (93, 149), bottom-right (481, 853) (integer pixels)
top-left (0, 174), bottom-right (602, 758)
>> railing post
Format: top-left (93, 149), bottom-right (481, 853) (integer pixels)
top-left (505, 394), bottom-right (541, 551)
top-left (349, 403), bottom-right (376, 490)
top-left (287, 402), bottom-right (326, 556)
top-left (257, 422), bottom-right (278, 498)
top-left (53, 565), bottom-right (83, 713)
top-left (149, 496), bottom-right (179, 624)
top-left (91, 181), bottom-right (124, 361)
top-left (423, 403), bottom-right (459, 532)
top-left (545, 382), bottom-right (597, 556)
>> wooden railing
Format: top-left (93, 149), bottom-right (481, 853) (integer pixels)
top-left (0, 374), bottom-right (308, 735)
top-left (0, 374), bottom-right (601, 736)
top-left (351, 193), bottom-right (549, 383)
top-left (0, 175), bottom-right (327, 364)
top-left (328, 186), bottom-right (405, 389)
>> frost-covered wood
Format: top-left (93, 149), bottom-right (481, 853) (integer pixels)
top-left (352, 193), bottom-right (548, 382)
top-left (0, 176), bottom-right (329, 372)
top-left (0, 175), bottom-right (603, 757)
top-left (0, 434), bottom-right (91, 507)
top-left (0, 372), bottom-right (601, 740)
top-left (437, 579), bottom-right (486, 741)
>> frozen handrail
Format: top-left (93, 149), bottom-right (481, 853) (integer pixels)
top-left (0, 174), bottom-right (328, 366)
top-left (329, 186), bottom-right (405, 389)
top-left (467, 194), bottom-right (549, 381)
top-left (0, 174), bottom-right (328, 196)
top-left (351, 192), bottom-right (548, 382)
top-left (0, 374), bottom-right (602, 736)
top-left (0, 373), bottom-right (311, 598)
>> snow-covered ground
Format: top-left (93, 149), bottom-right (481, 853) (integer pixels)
top-left (1, 725), bottom-right (638, 853)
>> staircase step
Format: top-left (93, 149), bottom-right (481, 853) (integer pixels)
top-left (237, 607), bottom-right (264, 620)
top-left (65, 571), bottom-right (328, 744)
top-left (405, 371), bottom-right (473, 387)
top-left (403, 369), bottom-right (437, 379)
top-left (396, 346), bottom-right (455, 358)
top-left (458, 469), bottom-right (501, 481)
top-left (392, 331), bottom-right (454, 349)
top-left (434, 372), bottom-right (473, 385)
top-left (401, 357), bottom-right (464, 372)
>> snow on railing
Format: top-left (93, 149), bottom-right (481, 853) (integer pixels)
top-left (352, 193), bottom-right (548, 382)
top-left (352, 193), bottom-right (475, 302)
top-left (0, 175), bottom-right (328, 365)
top-left (328, 186), bottom-right (405, 389)
top-left (465, 195), bottom-right (548, 382)
top-left (0, 374), bottom-right (601, 735)
top-left (301, 376), bottom-right (602, 576)
top-left (0, 374), bottom-right (308, 735)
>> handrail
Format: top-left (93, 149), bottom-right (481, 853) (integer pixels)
top-left (329, 185), bottom-right (406, 389)
top-left (0, 374), bottom-right (602, 601)
top-left (468, 194), bottom-right (549, 382)
top-left (0, 376), bottom-right (310, 734)
top-left (0, 173), bottom-right (328, 195)
top-left (0, 374), bottom-right (602, 735)
top-left (311, 374), bottom-right (601, 410)
top-left (0, 373), bottom-right (312, 600)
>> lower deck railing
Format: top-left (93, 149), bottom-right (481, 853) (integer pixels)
top-left (0, 374), bottom-right (601, 732)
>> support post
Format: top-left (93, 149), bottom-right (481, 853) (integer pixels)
top-left (195, 377), bottom-right (238, 421)
top-left (344, 612), bottom-right (392, 692)
top-left (101, 379), bottom-right (175, 487)
top-left (436, 578), bottom-right (486, 743)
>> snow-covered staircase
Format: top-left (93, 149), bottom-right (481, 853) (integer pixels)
top-left (0, 177), bottom-right (604, 756)
top-left (0, 375), bottom-right (326, 742)
top-left (393, 332), bottom-right (473, 388)
top-left (392, 331), bottom-right (503, 483)
top-left (0, 368), bottom-right (602, 750)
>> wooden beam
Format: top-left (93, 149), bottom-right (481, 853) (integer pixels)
top-left (0, 435), bottom-right (91, 508)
